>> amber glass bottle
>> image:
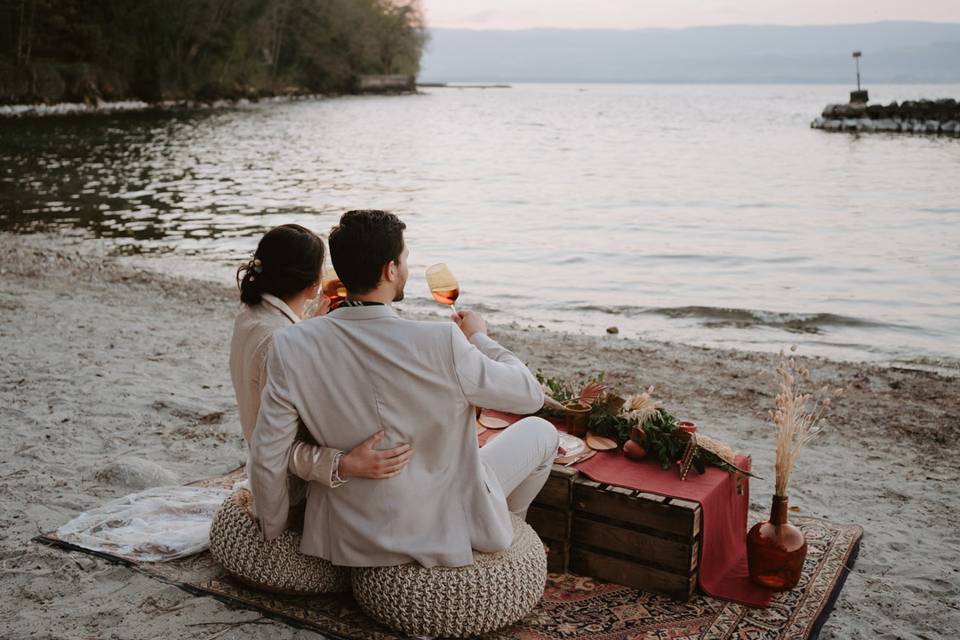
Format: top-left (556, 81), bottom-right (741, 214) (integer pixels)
top-left (747, 495), bottom-right (807, 590)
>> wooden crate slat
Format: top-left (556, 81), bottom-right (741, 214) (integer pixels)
top-left (531, 467), bottom-right (577, 574)
top-left (527, 504), bottom-right (570, 542)
top-left (570, 548), bottom-right (697, 600)
top-left (574, 478), bottom-right (700, 539)
top-left (532, 465), bottom-right (578, 509)
top-left (667, 498), bottom-right (703, 536)
top-left (572, 517), bottom-right (699, 574)
top-left (552, 465), bottom-right (580, 481)
top-left (543, 539), bottom-right (569, 573)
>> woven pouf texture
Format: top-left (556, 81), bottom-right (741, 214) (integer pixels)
top-left (208, 489), bottom-right (349, 595)
top-left (351, 516), bottom-right (547, 637)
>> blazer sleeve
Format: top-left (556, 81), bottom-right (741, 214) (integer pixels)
top-left (249, 336), bottom-right (298, 540)
top-left (288, 441), bottom-right (344, 488)
top-left (256, 334), bottom-right (342, 489)
top-left (450, 326), bottom-right (544, 415)
top-left (253, 335), bottom-right (271, 403)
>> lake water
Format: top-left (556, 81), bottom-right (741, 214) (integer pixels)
top-left (2, 84), bottom-right (958, 370)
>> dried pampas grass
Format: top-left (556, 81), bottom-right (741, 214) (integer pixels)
top-left (696, 433), bottom-right (738, 467)
top-left (771, 346), bottom-right (842, 496)
top-left (621, 387), bottom-right (661, 424)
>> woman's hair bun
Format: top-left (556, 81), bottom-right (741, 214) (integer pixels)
top-left (237, 224), bottom-right (324, 306)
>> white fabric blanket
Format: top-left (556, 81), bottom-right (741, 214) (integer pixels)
top-left (56, 485), bottom-right (233, 562)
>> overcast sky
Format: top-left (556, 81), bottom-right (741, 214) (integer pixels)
top-left (422, 0), bottom-right (960, 30)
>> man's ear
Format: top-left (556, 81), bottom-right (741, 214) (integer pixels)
top-left (382, 260), bottom-right (397, 284)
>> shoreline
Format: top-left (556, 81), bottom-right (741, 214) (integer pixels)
top-left (0, 90), bottom-right (418, 119)
top-left (110, 239), bottom-right (960, 378)
top-left (0, 96), bottom-right (307, 119)
top-left (1, 231), bottom-right (958, 638)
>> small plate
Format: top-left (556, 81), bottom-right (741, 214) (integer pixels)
top-left (478, 414), bottom-right (512, 430)
top-left (585, 433), bottom-right (618, 451)
top-left (557, 433), bottom-right (587, 459)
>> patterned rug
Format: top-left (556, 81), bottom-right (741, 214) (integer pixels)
top-left (36, 470), bottom-right (862, 640)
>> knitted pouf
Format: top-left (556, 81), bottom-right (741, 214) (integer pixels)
top-left (351, 516), bottom-right (547, 637)
top-left (208, 489), bottom-right (349, 595)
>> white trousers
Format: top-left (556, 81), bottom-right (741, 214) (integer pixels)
top-left (479, 416), bottom-right (559, 519)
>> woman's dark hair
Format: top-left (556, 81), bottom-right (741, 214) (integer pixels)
top-left (236, 224), bottom-right (324, 306)
top-left (328, 210), bottom-right (406, 294)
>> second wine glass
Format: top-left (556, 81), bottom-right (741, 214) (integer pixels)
top-left (321, 267), bottom-right (348, 309)
top-left (425, 263), bottom-right (460, 315)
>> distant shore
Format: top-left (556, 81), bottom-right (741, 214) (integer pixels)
top-left (0, 93), bottom-right (330, 118)
top-left (1, 230), bottom-right (958, 638)
top-left (0, 82), bottom-right (417, 119)
top-left (0, 60), bottom-right (415, 118)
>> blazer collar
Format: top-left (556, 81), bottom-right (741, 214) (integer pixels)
top-left (329, 304), bottom-right (399, 321)
top-left (261, 293), bottom-right (300, 324)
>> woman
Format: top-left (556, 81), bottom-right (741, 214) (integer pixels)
top-left (229, 224), bottom-right (411, 503)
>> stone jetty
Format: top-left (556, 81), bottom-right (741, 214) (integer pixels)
top-left (812, 98), bottom-right (960, 135)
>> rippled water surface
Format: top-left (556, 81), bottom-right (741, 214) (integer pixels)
top-left (2, 84), bottom-right (959, 368)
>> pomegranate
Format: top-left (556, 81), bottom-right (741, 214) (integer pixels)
top-left (623, 439), bottom-right (648, 461)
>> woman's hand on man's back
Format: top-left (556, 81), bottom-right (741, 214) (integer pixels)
top-left (340, 431), bottom-right (413, 479)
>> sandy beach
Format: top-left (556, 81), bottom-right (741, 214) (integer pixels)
top-left (0, 230), bottom-right (957, 639)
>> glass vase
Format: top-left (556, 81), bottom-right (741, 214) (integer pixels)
top-left (747, 495), bottom-right (807, 590)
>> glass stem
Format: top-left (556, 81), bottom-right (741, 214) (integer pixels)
top-left (450, 303), bottom-right (458, 315)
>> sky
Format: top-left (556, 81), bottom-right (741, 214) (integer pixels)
top-left (421, 0), bottom-right (960, 30)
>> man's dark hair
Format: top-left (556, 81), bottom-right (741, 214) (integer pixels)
top-left (329, 210), bottom-right (406, 294)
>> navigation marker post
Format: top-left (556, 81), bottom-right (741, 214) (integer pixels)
top-left (850, 51), bottom-right (868, 104)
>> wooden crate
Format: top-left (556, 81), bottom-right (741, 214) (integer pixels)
top-left (528, 465), bottom-right (577, 572)
top-left (571, 477), bottom-right (701, 599)
top-left (529, 466), bottom-right (702, 600)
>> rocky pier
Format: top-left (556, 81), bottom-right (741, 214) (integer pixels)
top-left (812, 97), bottom-right (960, 135)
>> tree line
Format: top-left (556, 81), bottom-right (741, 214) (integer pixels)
top-left (0, 0), bottom-right (426, 103)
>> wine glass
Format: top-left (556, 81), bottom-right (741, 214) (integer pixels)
top-left (321, 267), bottom-right (348, 309)
top-left (425, 263), bottom-right (459, 315)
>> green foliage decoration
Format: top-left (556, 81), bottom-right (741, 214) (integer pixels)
top-left (536, 372), bottom-right (750, 476)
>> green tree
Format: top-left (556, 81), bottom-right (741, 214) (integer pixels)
top-left (0, 0), bottom-right (426, 103)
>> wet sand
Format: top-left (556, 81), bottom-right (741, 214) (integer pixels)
top-left (1, 231), bottom-right (957, 639)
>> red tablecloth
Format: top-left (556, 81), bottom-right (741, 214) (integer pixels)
top-left (479, 411), bottom-right (773, 607)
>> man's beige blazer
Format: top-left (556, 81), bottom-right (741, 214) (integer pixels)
top-left (249, 304), bottom-right (544, 568)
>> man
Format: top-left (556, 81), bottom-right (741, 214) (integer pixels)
top-left (250, 210), bottom-right (558, 568)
